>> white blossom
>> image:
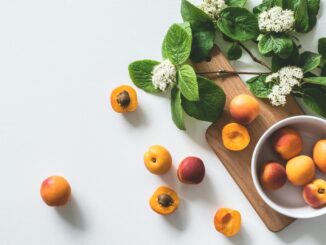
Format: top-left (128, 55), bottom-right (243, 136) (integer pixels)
top-left (265, 66), bottom-right (303, 106)
top-left (258, 6), bottom-right (295, 33)
top-left (152, 60), bottom-right (177, 91)
top-left (199, 0), bottom-right (227, 21)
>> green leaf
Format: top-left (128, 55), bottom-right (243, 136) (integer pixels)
top-left (321, 64), bottom-right (326, 76)
top-left (246, 75), bottom-right (272, 98)
top-left (303, 77), bottom-right (326, 87)
top-left (226, 0), bottom-right (247, 7)
top-left (298, 51), bottom-right (322, 73)
top-left (258, 34), bottom-right (293, 58)
top-left (285, 0), bottom-right (309, 33)
top-left (253, 0), bottom-right (283, 15)
top-left (271, 44), bottom-right (299, 72)
top-left (226, 43), bottom-right (242, 60)
top-left (190, 29), bottom-right (215, 62)
top-left (306, 0), bottom-right (320, 32)
top-left (178, 22), bottom-right (192, 36)
top-left (181, 0), bottom-right (213, 31)
top-left (182, 76), bottom-right (226, 122)
top-left (128, 60), bottom-right (160, 93)
top-left (217, 7), bottom-right (259, 42)
top-left (177, 64), bottom-right (199, 101)
top-left (303, 87), bottom-right (326, 117)
top-left (318, 38), bottom-right (326, 57)
top-left (171, 87), bottom-right (186, 130)
top-left (162, 23), bottom-right (192, 65)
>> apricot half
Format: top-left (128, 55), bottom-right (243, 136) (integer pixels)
top-left (214, 208), bottom-right (241, 237)
top-left (144, 145), bottom-right (172, 175)
top-left (286, 155), bottom-right (315, 186)
top-left (149, 186), bottom-right (179, 215)
top-left (229, 94), bottom-right (260, 125)
top-left (40, 176), bottom-right (71, 206)
top-left (110, 85), bottom-right (138, 113)
top-left (273, 127), bottom-right (303, 160)
top-left (313, 139), bottom-right (326, 173)
top-left (222, 123), bottom-right (250, 151)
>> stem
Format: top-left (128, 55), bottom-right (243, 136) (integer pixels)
top-left (238, 42), bottom-right (272, 71)
top-left (292, 90), bottom-right (304, 96)
top-left (197, 69), bottom-right (271, 76)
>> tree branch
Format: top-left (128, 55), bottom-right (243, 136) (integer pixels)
top-left (197, 69), bottom-right (271, 76)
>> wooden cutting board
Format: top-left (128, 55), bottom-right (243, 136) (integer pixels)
top-left (193, 47), bottom-right (304, 232)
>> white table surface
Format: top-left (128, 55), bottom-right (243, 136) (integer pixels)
top-left (0, 0), bottom-right (325, 244)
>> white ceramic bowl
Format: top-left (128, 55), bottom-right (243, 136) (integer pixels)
top-left (251, 115), bottom-right (326, 219)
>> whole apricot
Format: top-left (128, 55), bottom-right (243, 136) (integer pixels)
top-left (177, 156), bottom-right (205, 184)
top-left (110, 85), bottom-right (138, 113)
top-left (286, 155), bottom-right (315, 186)
top-left (222, 123), bottom-right (250, 151)
top-left (303, 179), bottom-right (326, 209)
top-left (214, 208), bottom-right (241, 237)
top-left (40, 176), bottom-right (71, 206)
top-left (273, 127), bottom-right (303, 160)
top-left (260, 162), bottom-right (287, 190)
top-left (149, 186), bottom-right (179, 215)
top-left (229, 94), bottom-right (260, 125)
top-left (313, 139), bottom-right (326, 173)
top-left (144, 145), bottom-right (172, 175)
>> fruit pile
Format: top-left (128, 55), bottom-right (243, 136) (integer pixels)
top-left (260, 128), bottom-right (326, 209)
top-left (144, 145), bottom-right (241, 237)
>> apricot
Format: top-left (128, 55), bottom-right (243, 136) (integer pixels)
top-left (273, 127), bottom-right (303, 160)
top-left (260, 162), bottom-right (287, 190)
top-left (286, 155), bottom-right (315, 186)
top-left (110, 85), bottom-right (138, 113)
top-left (144, 145), bottom-right (172, 175)
top-left (40, 176), bottom-right (71, 206)
top-left (214, 208), bottom-right (241, 237)
top-left (313, 139), bottom-right (326, 173)
top-left (229, 94), bottom-right (260, 125)
top-left (149, 186), bottom-right (179, 215)
top-left (303, 179), bottom-right (326, 209)
top-left (222, 123), bottom-right (250, 151)
top-left (177, 156), bottom-right (205, 184)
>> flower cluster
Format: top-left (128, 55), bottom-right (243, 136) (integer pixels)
top-left (265, 66), bottom-right (303, 106)
top-left (258, 6), bottom-right (295, 33)
top-left (199, 0), bottom-right (227, 21)
top-left (152, 60), bottom-right (177, 91)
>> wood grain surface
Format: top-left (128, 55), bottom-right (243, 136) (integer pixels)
top-left (193, 47), bottom-right (304, 232)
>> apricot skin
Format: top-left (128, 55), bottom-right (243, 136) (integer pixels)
top-left (286, 155), bottom-right (315, 186)
top-left (40, 176), bottom-right (71, 207)
top-left (177, 157), bottom-right (205, 184)
top-left (273, 127), bottom-right (303, 160)
top-left (214, 208), bottom-right (241, 237)
top-left (144, 145), bottom-right (172, 175)
top-left (303, 179), bottom-right (326, 209)
top-left (260, 162), bottom-right (287, 190)
top-left (229, 94), bottom-right (260, 125)
top-left (313, 140), bottom-right (326, 173)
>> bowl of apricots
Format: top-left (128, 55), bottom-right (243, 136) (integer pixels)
top-left (251, 115), bottom-right (326, 219)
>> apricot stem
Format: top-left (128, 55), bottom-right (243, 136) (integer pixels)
top-left (318, 188), bottom-right (325, 194)
top-left (197, 69), bottom-right (271, 76)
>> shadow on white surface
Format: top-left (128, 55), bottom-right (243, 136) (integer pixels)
top-left (55, 196), bottom-right (87, 231)
top-left (123, 106), bottom-right (148, 127)
top-left (163, 198), bottom-right (188, 231)
top-left (228, 226), bottom-right (252, 244)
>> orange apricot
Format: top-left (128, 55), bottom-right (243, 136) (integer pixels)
top-left (214, 208), bottom-right (241, 237)
top-left (260, 162), bottom-right (287, 190)
top-left (149, 186), bottom-right (179, 215)
top-left (40, 176), bottom-right (71, 206)
top-left (313, 139), bottom-right (326, 173)
top-left (110, 85), bottom-right (138, 113)
top-left (229, 94), bottom-right (260, 125)
top-left (286, 155), bottom-right (315, 186)
top-left (144, 145), bottom-right (172, 175)
top-left (222, 123), bottom-right (250, 151)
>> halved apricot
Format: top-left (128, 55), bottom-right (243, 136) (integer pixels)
top-left (214, 208), bottom-right (241, 237)
top-left (222, 123), bottom-right (250, 151)
top-left (110, 85), bottom-right (138, 113)
top-left (149, 186), bottom-right (179, 215)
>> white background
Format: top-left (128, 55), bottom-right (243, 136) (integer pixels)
top-left (0, 0), bottom-right (325, 244)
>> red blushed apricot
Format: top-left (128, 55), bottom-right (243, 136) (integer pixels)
top-left (177, 157), bottom-right (205, 184)
top-left (229, 94), bottom-right (260, 125)
top-left (303, 179), bottom-right (326, 209)
top-left (214, 208), bottom-right (241, 237)
top-left (260, 162), bottom-right (287, 190)
top-left (273, 127), bottom-right (303, 160)
top-left (40, 176), bottom-right (71, 206)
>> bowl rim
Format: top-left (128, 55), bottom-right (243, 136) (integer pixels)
top-left (251, 115), bottom-right (326, 219)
